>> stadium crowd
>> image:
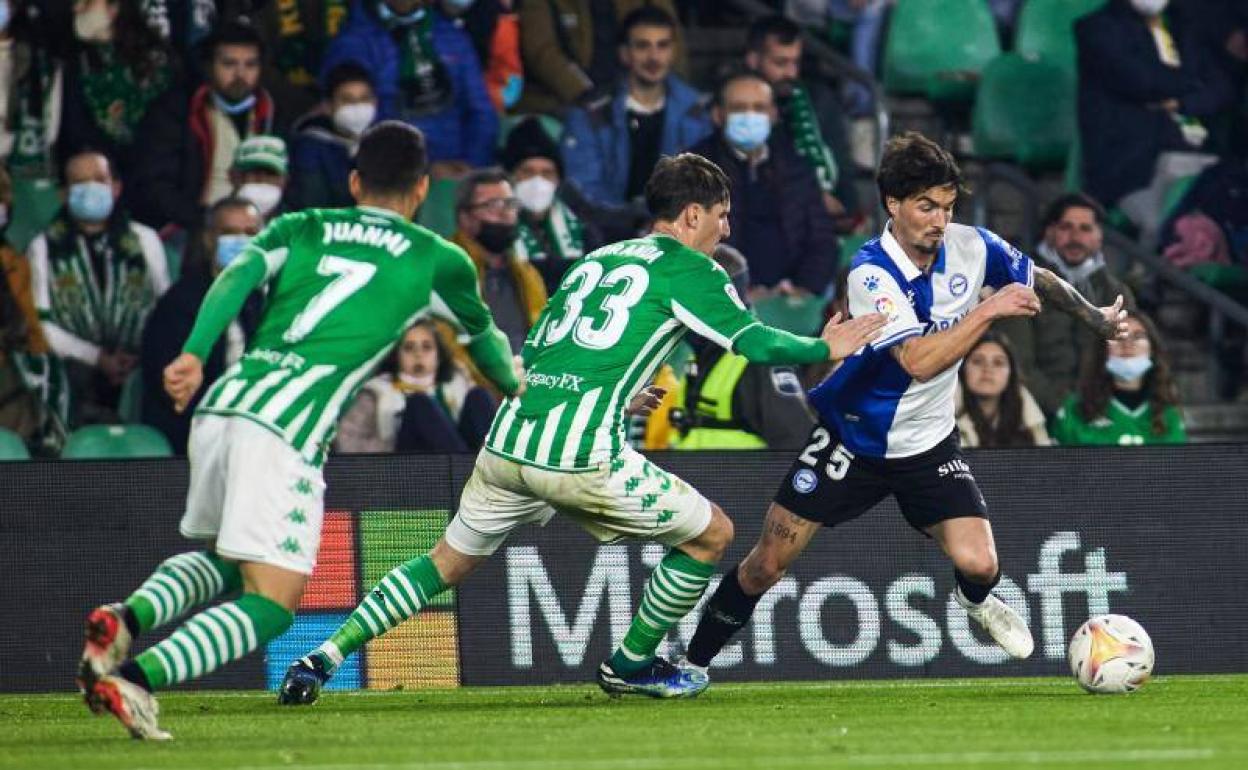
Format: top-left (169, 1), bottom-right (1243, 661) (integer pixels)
top-left (1, 0), bottom-right (1244, 458)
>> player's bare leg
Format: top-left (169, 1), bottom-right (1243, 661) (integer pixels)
top-left (684, 503), bottom-right (820, 671)
top-left (929, 517), bottom-right (1033, 658)
top-left (280, 539), bottom-right (487, 705)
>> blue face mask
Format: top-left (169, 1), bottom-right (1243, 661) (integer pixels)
top-left (68, 181), bottom-right (115, 223)
top-left (443, 0), bottom-right (476, 13)
top-left (212, 91), bottom-right (257, 115)
top-left (501, 73), bottom-right (524, 110)
top-left (725, 111), bottom-right (771, 152)
top-left (215, 234), bottom-right (251, 270)
top-left (1106, 354), bottom-right (1153, 382)
top-left (377, 1), bottom-right (426, 26)
top-left (0, 1), bottom-right (11, 33)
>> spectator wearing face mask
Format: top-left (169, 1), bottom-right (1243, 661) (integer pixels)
top-left (1052, 310), bottom-right (1186, 445)
top-left (229, 135), bottom-right (288, 221)
top-left (289, 62), bottom-right (380, 210)
top-left (500, 116), bottom-right (602, 293)
top-left (139, 196), bottom-right (263, 452)
top-left (27, 148), bottom-right (169, 425)
top-left (0, 0), bottom-right (64, 176)
top-left (686, 70), bottom-right (838, 299)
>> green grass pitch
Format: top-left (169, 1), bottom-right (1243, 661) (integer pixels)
top-left (2, 675), bottom-right (1246, 769)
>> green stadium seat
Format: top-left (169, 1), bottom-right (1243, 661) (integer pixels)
top-left (117, 370), bottom-right (144, 424)
top-left (882, 0), bottom-right (1001, 103)
top-left (6, 176), bottom-right (62, 254)
top-left (0, 427), bottom-right (30, 461)
top-left (1188, 264), bottom-right (1248, 302)
top-left (840, 233), bottom-right (872, 269)
top-left (62, 424), bottom-right (172, 459)
top-left (1014, 0), bottom-right (1107, 77)
top-left (416, 177), bottom-right (460, 238)
top-left (972, 54), bottom-right (1075, 170)
top-left (753, 293), bottom-right (828, 337)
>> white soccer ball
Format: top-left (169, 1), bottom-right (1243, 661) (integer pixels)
top-left (1068, 614), bottom-right (1155, 694)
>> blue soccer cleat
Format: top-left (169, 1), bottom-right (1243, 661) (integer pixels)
top-left (277, 655), bottom-right (330, 706)
top-left (596, 656), bottom-right (709, 699)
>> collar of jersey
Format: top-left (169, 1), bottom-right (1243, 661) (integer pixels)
top-left (357, 205), bottom-right (407, 222)
top-left (880, 220), bottom-right (948, 280)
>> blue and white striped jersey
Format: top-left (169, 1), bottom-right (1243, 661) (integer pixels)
top-left (808, 222), bottom-right (1033, 458)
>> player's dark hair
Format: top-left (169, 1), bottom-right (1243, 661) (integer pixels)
top-left (958, 332), bottom-right (1037, 448)
top-left (1041, 192), bottom-right (1106, 230)
top-left (455, 167), bottom-right (511, 213)
top-left (1076, 310), bottom-right (1179, 437)
top-left (618, 6), bottom-right (676, 46)
top-left (713, 69), bottom-right (772, 108)
top-left (876, 131), bottom-right (968, 211)
top-left (747, 14), bottom-right (801, 53)
top-left (645, 153), bottom-right (732, 222)
top-left (324, 61), bottom-right (375, 100)
top-left (355, 121), bottom-right (429, 197)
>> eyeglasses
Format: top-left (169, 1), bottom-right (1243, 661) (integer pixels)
top-left (468, 197), bottom-right (521, 213)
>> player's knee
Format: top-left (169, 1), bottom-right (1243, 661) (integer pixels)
top-left (740, 552), bottom-right (786, 594)
top-left (700, 505), bottom-right (734, 561)
top-left (956, 550), bottom-right (999, 584)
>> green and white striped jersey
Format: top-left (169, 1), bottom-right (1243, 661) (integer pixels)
top-left (485, 233), bottom-right (760, 471)
top-left (188, 206), bottom-right (509, 466)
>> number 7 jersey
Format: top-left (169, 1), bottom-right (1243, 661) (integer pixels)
top-left (486, 233), bottom-right (760, 471)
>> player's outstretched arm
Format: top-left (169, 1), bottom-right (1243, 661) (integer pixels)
top-left (1032, 267), bottom-right (1130, 340)
top-left (435, 247), bottom-right (522, 396)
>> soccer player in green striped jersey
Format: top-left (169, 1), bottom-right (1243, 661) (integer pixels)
top-left (280, 153), bottom-right (886, 702)
top-left (75, 122), bottom-right (521, 740)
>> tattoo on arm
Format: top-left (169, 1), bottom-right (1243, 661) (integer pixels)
top-left (1033, 267), bottom-right (1111, 337)
top-left (767, 520), bottom-right (799, 545)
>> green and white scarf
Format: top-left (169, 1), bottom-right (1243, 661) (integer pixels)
top-left (40, 211), bottom-right (155, 354)
top-left (6, 42), bottom-right (59, 177)
top-left (782, 83), bottom-right (839, 195)
top-left (10, 351), bottom-right (70, 453)
top-left (384, 9), bottom-right (452, 119)
top-left (78, 44), bottom-right (169, 145)
top-left (513, 201), bottom-right (584, 264)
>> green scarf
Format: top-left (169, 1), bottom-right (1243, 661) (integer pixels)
top-left (41, 210), bottom-right (155, 354)
top-left (513, 201), bottom-right (584, 264)
top-left (6, 42), bottom-right (59, 177)
top-left (782, 83), bottom-right (839, 196)
top-left (9, 351), bottom-right (70, 453)
top-left (274, 0), bottom-right (350, 87)
top-left (77, 44), bottom-right (169, 145)
top-left (384, 8), bottom-right (452, 118)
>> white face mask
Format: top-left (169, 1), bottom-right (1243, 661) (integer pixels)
top-left (237, 183), bottom-right (283, 216)
top-left (1129, 0), bottom-right (1168, 16)
top-left (513, 176), bottom-right (558, 215)
top-left (74, 6), bottom-right (114, 42)
top-left (333, 102), bottom-right (377, 137)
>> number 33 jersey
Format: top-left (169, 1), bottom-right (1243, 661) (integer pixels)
top-left (486, 234), bottom-right (759, 471)
top-left (196, 207), bottom-right (500, 466)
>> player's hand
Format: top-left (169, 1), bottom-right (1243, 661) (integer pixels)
top-left (163, 352), bottom-right (204, 414)
top-left (1098, 294), bottom-right (1130, 340)
top-left (626, 385), bottom-right (667, 417)
top-left (821, 312), bottom-right (888, 361)
top-left (981, 283), bottom-right (1041, 320)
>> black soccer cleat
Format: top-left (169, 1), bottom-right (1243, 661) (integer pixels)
top-left (277, 655), bottom-right (330, 706)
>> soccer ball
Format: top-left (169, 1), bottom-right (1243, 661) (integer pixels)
top-left (1068, 614), bottom-right (1154, 694)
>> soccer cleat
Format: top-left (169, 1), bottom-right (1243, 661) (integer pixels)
top-left (957, 589), bottom-right (1035, 659)
top-left (596, 656), bottom-right (710, 699)
top-left (277, 655), bottom-right (330, 706)
top-left (84, 674), bottom-right (172, 741)
top-left (77, 604), bottom-right (132, 692)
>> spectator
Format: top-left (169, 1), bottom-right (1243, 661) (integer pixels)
top-left (517, 0), bottom-right (687, 114)
top-left (1076, 0), bottom-right (1233, 240)
top-left (745, 14), bottom-right (859, 228)
top-left (560, 6), bottom-right (711, 233)
top-left (229, 134), bottom-right (288, 220)
top-left (785, 0), bottom-right (887, 118)
top-left (288, 61), bottom-right (378, 210)
top-left (1052, 309), bottom-right (1186, 445)
top-left (140, 196), bottom-right (262, 453)
top-left (251, 0), bottom-right (353, 121)
top-left (669, 244), bottom-right (816, 450)
top-left (501, 116), bottom-right (601, 293)
top-left (452, 0), bottom-right (523, 113)
top-left (322, 0), bottom-right (498, 175)
top-left (995, 193), bottom-right (1136, 416)
top-left (687, 71), bottom-right (838, 297)
top-left (1, 0), bottom-right (64, 175)
top-left (336, 319), bottom-right (497, 453)
top-left (956, 332), bottom-right (1051, 448)
top-left (451, 167), bottom-right (545, 352)
top-left (58, 0), bottom-right (174, 180)
top-left (129, 18), bottom-right (276, 231)
top-left (28, 149), bottom-right (169, 425)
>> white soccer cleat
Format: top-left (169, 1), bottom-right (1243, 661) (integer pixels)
top-left (77, 604), bottom-right (132, 692)
top-left (957, 589), bottom-right (1035, 659)
top-left (84, 674), bottom-right (172, 741)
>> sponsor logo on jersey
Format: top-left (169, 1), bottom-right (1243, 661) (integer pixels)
top-left (948, 273), bottom-right (968, 297)
top-left (863, 275), bottom-right (880, 292)
top-left (526, 371), bottom-right (586, 393)
top-left (792, 468), bottom-right (818, 494)
top-left (245, 347), bottom-right (307, 370)
top-left (936, 458), bottom-right (974, 481)
top-left (923, 311), bottom-right (969, 335)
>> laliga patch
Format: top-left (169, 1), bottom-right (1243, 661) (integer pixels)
top-left (792, 468), bottom-right (818, 494)
top-left (948, 273), bottom-right (968, 297)
top-left (874, 295), bottom-right (897, 319)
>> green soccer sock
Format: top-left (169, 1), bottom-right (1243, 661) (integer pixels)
top-left (124, 551), bottom-right (243, 633)
top-left (609, 549), bottom-right (715, 676)
top-left (313, 555), bottom-right (448, 672)
top-left (132, 593), bottom-right (293, 690)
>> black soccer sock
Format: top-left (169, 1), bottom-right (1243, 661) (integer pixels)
top-left (686, 565), bottom-right (763, 668)
top-left (120, 604), bottom-right (141, 639)
top-left (118, 659), bottom-right (152, 692)
top-left (955, 568), bottom-right (1000, 605)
